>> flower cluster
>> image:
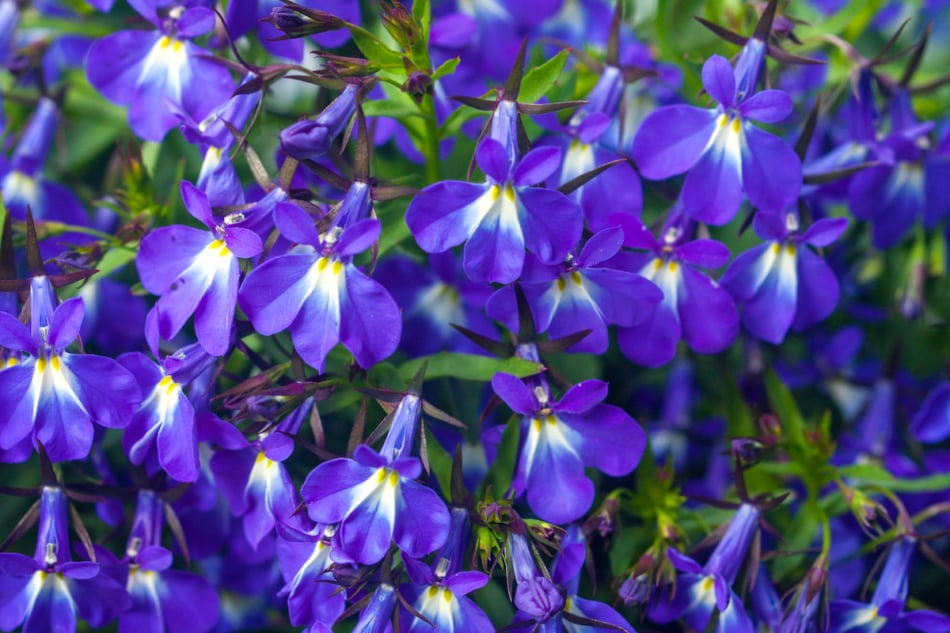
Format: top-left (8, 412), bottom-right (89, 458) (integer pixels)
top-left (0, 1), bottom-right (948, 632)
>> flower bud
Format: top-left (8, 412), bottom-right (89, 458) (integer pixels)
top-left (263, 3), bottom-right (345, 39)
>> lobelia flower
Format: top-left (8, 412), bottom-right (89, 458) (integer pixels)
top-left (137, 181), bottom-right (264, 357)
top-left (400, 508), bottom-right (493, 633)
top-left (211, 423), bottom-right (305, 550)
top-left (615, 212), bottom-right (739, 367)
top-left (238, 179), bottom-right (401, 373)
top-left (508, 530), bottom-right (564, 625)
top-left (486, 226), bottom-right (662, 354)
top-left (300, 391), bottom-right (451, 565)
top-left (118, 342), bottom-right (218, 483)
top-left (86, 1), bottom-right (235, 142)
top-left (177, 72), bottom-right (261, 207)
top-left (352, 582), bottom-right (398, 633)
top-left (0, 97), bottom-right (89, 254)
top-left (511, 525), bottom-right (635, 633)
top-left (374, 251), bottom-right (496, 357)
top-left (276, 524), bottom-right (345, 631)
top-left (102, 489), bottom-right (221, 633)
top-left (0, 276), bottom-right (140, 461)
top-left (491, 367), bottom-right (645, 524)
top-left (829, 536), bottom-right (950, 633)
top-left (911, 381), bottom-right (950, 444)
top-left (407, 138), bottom-right (583, 283)
top-left (631, 45), bottom-right (802, 225)
top-left (0, 486), bottom-right (129, 633)
top-left (848, 89), bottom-right (950, 249)
top-left (649, 504), bottom-right (759, 633)
top-left (280, 82), bottom-right (360, 162)
top-left (543, 111), bottom-right (643, 232)
top-left (720, 211), bottom-right (848, 345)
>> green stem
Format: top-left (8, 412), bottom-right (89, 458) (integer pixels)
top-left (420, 94), bottom-right (440, 184)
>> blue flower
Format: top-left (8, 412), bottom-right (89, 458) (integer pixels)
top-left (406, 138), bottom-right (583, 283)
top-left (0, 277), bottom-right (140, 462)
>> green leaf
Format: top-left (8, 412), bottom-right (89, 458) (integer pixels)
top-left (869, 473), bottom-right (950, 493)
top-left (772, 504), bottom-right (819, 582)
top-left (347, 25), bottom-right (403, 67)
top-left (837, 463), bottom-right (894, 483)
top-left (519, 49), bottom-right (570, 104)
top-left (439, 104), bottom-right (485, 140)
top-left (398, 353), bottom-right (542, 382)
top-left (485, 417), bottom-right (520, 496)
top-left (764, 368), bottom-right (805, 447)
top-left (361, 98), bottom-right (423, 121)
top-left (96, 245), bottom-right (138, 278)
top-left (411, 0), bottom-right (430, 26)
top-left (722, 374), bottom-right (755, 438)
top-left (424, 428), bottom-right (453, 499)
top-left (432, 56), bottom-right (460, 81)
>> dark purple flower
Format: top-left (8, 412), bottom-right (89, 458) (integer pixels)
top-left (138, 181), bottom-right (264, 357)
top-left (238, 180), bottom-right (401, 372)
top-left (280, 83), bottom-right (359, 161)
top-left (632, 51), bottom-right (801, 224)
top-left (492, 371), bottom-right (645, 523)
top-left (375, 252), bottom-right (495, 357)
top-left (616, 213), bottom-right (739, 366)
top-left (406, 138), bottom-right (583, 283)
top-left (721, 211), bottom-right (847, 344)
top-left (0, 276), bottom-right (140, 462)
top-left (487, 227), bottom-right (661, 354)
top-left (86, 4), bottom-right (235, 141)
top-left (0, 487), bottom-right (130, 632)
top-left (300, 391), bottom-right (450, 565)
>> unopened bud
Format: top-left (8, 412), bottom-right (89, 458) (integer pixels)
top-left (263, 3), bottom-right (345, 40)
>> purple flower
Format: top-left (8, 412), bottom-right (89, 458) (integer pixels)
top-left (374, 252), bottom-right (495, 357)
top-left (400, 508), bottom-right (493, 633)
top-left (177, 73), bottom-right (260, 207)
top-left (912, 381), bottom-right (950, 444)
top-left (491, 372), bottom-right (645, 524)
top-left (649, 504), bottom-right (759, 633)
top-left (406, 138), bottom-right (583, 283)
top-left (118, 343), bottom-right (217, 483)
top-left (106, 490), bottom-right (221, 633)
top-left (280, 83), bottom-right (359, 161)
top-left (238, 180), bottom-right (401, 372)
top-left (86, 3), bottom-right (234, 141)
top-left (211, 431), bottom-right (303, 549)
top-left (300, 391), bottom-right (450, 564)
top-left (301, 445), bottom-right (451, 564)
top-left (138, 181), bottom-right (264, 357)
top-left (0, 487), bottom-right (130, 632)
top-left (720, 212), bottom-right (847, 344)
top-left (632, 52), bottom-right (801, 224)
top-left (829, 537), bottom-right (950, 633)
top-left (352, 582), bottom-right (397, 633)
top-left (0, 276), bottom-right (140, 462)
top-left (0, 98), bottom-right (89, 253)
top-left (616, 213), bottom-right (739, 367)
top-left (487, 227), bottom-right (661, 354)
top-left (848, 90), bottom-right (950, 249)
top-left (277, 525), bottom-right (345, 630)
